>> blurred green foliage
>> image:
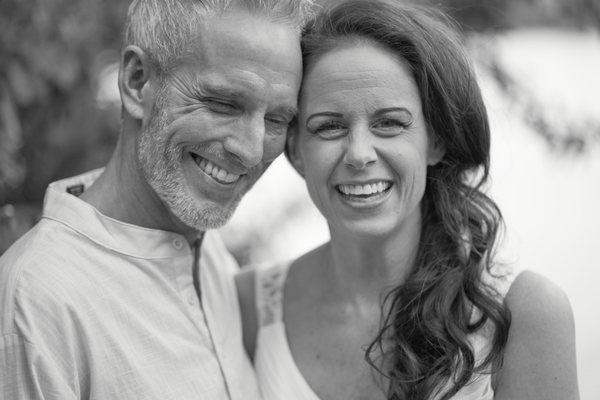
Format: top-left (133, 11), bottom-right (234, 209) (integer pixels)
top-left (1, 0), bottom-right (598, 253)
top-left (0, 0), bottom-right (128, 206)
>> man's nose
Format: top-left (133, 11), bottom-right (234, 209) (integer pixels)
top-left (343, 128), bottom-right (377, 170)
top-left (224, 117), bottom-right (265, 168)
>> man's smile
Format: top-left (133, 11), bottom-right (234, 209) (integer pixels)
top-left (189, 152), bottom-right (242, 185)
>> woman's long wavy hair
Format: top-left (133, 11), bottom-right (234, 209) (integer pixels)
top-left (297, 1), bottom-right (511, 399)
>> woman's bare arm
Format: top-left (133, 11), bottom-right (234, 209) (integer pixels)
top-left (494, 270), bottom-right (579, 400)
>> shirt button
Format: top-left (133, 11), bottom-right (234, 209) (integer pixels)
top-left (187, 293), bottom-right (197, 306)
top-left (172, 238), bottom-right (183, 250)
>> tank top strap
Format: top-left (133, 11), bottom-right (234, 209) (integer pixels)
top-left (255, 262), bottom-right (291, 327)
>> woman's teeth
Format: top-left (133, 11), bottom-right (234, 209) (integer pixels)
top-left (337, 181), bottom-right (391, 196)
top-left (193, 155), bottom-right (240, 184)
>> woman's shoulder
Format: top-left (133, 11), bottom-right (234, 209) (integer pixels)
top-left (235, 260), bottom-right (294, 299)
top-left (481, 266), bottom-right (574, 347)
top-left (504, 270), bottom-right (572, 316)
top-left (236, 261), bottom-right (294, 309)
top-left (235, 245), bottom-right (326, 312)
top-left (493, 270), bottom-right (579, 399)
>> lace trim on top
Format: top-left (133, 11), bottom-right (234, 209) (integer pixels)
top-left (256, 263), bottom-right (290, 327)
top-left (255, 262), bottom-right (519, 328)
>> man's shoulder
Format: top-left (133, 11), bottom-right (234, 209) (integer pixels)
top-left (0, 218), bottom-right (98, 333)
top-left (1, 217), bottom-right (91, 274)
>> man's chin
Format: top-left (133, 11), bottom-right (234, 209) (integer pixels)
top-left (172, 199), bottom-right (238, 232)
top-left (152, 175), bottom-right (246, 232)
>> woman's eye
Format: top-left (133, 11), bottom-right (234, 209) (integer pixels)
top-left (371, 118), bottom-right (409, 135)
top-left (311, 121), bottom-right (347, 139)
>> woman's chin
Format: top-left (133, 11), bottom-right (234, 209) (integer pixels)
top-left (331, 219), bottom-right (402, 242)
top-left (328, 204), bottom-right (422, 243)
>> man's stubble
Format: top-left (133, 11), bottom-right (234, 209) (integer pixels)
top-left (136, 89), bottom-right (242, 232)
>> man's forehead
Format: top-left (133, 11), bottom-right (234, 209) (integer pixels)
top-left (169, 10), bottom-right (302, 107)
top-left (183, 10), bottom-right (301, 70)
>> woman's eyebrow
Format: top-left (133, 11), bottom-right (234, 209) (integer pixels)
top-left (374, 107), bottom-right (412, 116)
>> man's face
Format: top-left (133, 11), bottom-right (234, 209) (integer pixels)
top-left (137, 10), bottom-right (302, 231)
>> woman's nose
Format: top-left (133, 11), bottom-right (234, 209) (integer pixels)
top-left (343, 129), bottom-right (377, 170)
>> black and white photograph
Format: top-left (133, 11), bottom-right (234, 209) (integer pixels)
top-left (1, 0), bottom-right (598, 399)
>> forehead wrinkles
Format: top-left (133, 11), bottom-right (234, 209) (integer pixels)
top-left (301, 69), bottom-right (419, 115)
top-left (180, 16), bottom-right (299, 105)
top-left (305, 68), bottom-right (398, 95)
top-left (302, 43), bottom-right (420, 104)
top-left (198, 12), bottom-right (299, 75)
top-left (204, 70), bottom-right (270, 99)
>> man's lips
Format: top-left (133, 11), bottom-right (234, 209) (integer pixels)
top-left (189, 152), bottom-right (242, 184)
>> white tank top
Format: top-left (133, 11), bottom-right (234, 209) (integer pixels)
top-left (253, 262), bottom-right (519, 400)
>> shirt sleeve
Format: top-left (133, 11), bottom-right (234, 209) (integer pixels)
top-left (1, 333), bottom-right (78, 400)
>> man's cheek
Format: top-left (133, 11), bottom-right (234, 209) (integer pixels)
top-left (263, 135), bottom-right (287, 163)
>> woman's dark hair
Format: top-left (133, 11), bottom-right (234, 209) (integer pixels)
top-left (298, 1), bottom-right (511, 399)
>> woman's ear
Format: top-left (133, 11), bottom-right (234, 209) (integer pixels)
top-left (285, 124), bottom-right (305, 177)
top-left (119, 45), bottom-right (153, 121)
top-left (427, 135), bottom-right (446, 166)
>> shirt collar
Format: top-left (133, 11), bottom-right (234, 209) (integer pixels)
top-left (43, 168), bottom-right (199, 259)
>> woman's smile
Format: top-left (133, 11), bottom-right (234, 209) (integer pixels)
top-left (334, 180), bottom-right (394, 209)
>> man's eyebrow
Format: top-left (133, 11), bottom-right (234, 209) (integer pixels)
top-left (306, 112), bottom-right (344, 124)
top-left (201, 85), bottom-right (241, 98)
top-left (191, 81), bottom-right (242, 99)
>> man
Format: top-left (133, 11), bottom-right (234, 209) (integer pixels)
top-left (0, 0), bottom-right (310, 398)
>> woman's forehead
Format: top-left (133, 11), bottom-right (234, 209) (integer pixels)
top-left (299, 43), bottom-right (420, 112)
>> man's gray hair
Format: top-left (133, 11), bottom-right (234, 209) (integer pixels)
top-left (123, 0), bottom-right (315, 74)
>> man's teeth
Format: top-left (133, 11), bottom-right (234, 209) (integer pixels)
top-left (195, 156), bottom-right (240, 184)
top-left (337, 181), bottom-right (391, 196)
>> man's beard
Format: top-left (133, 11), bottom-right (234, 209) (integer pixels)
top-left (136, 103), bottom-right (242, 231)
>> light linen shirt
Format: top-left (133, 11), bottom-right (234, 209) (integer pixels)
top-left (0, 169), bottom-right (260, 400)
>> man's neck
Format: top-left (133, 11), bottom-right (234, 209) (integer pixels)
top-left (80, 134), bottom-right (200, 243)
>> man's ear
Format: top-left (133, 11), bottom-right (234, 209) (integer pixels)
top-left (427, 134), bottom-right (446, 166)
top-left (119, 45), bottom-right (153, 121)
top-left (284, 124), bottom-right (305, 177)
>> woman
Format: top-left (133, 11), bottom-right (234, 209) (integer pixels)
top-left (237, 1), bottom-right (579, 399)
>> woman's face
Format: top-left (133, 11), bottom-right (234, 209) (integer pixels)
top-left (292, 42), bottom-right (443, 239)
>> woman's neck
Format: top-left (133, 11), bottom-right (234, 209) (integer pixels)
top-left (320, 210), bottom-right (422, 312)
